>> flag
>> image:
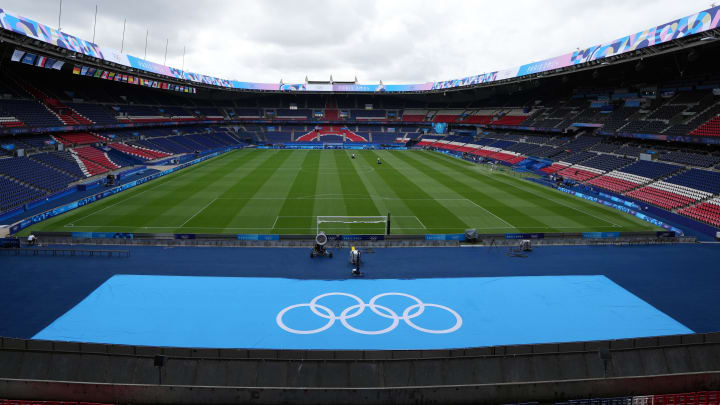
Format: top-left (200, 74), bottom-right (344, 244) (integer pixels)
top-left (93, 69), bottom-right (102, 78)
top-left (161, 82), bottom-right (168, 89)
top-left (101, 71), bottom-right (109, 79)
top-left (21, 53), bottom-right (37, 65)
top-left (86, 67), bottom-right (96, 76)
top-left (35, 56), bottom-right (48, 67)
top-left (44, 58), bottom-right (56, 69)
top-left (10, 49), bottom-right (25, 62)
top-left (80, 66), bottom-right (89, 75)
top-left (108, 72), bottom-right (116, 80)
top-left (72, 65), bottom-right (81, 75)
top-left (51, 60), bottom-right (64, 70)
top-left (152, 81), bottom-right (158, 88)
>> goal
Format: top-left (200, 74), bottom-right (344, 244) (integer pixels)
top-left (316, 215), bottom-right (390, 235)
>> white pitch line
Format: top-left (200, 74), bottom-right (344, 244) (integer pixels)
top-left (414, 215), bottom-right (428, 230)
top-left (271, 216), bottom-right (279, 230)
top-left (463, 198), bottom-right (516, 229)
top-left (68, 177), bottom-right (171, 226)
top-left (178, 198), bottom-right (218, 228)
top-left (471, 166), bottom-right (622, 228)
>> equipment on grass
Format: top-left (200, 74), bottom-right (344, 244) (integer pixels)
top-left (465, 228), bottom-right (478, 243)
top-left (316, 216), bottom-right (389, 235)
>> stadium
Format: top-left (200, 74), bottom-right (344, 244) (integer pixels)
top-left (0, 2), bottom-right (720, 404)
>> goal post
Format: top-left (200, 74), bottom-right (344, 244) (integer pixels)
top-left (316, 215), bottom-right (390, 235)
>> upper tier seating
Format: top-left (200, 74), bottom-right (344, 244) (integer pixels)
top-left (432, 110), bottom-right (464, 123)
top-left (351, 110), bottom-right (387, 120)
top-left (401, 110), bottom-right (427, 122)
top-left (0, 99), bottom-right (63, 127)
top-left (66, 103), bottom-right (118, 125)
top-left (276, 109), bottom-right (311, 119)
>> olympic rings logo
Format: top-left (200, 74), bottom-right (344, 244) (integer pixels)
top-left (276, 292), bottom-right (462, 335)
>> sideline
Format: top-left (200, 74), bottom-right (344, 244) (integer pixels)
top-left (9, 147), bottom-right (240, 235)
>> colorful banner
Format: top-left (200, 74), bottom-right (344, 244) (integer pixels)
top-left (2, 6), bottom-right (720, 92)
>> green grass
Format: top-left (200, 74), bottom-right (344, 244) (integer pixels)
top-left (22, 149), bottom-right (660, 235)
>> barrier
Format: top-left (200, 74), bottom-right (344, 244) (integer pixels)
top-left (557, 187), bottom-right (684, 236)
top-left (0, 247), bottom-right (129, 257)
top-left (236, 234), bottom-right (279, 241)
top-left (425, 234), bottom-right (465, 241)
top-left (583, 232), bottom-right (621, 239)
top-left (506, 233), bottom-right (545, 239)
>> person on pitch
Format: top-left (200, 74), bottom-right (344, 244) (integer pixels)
top-left (377, 157), bottom-right (381, 165)
top-left (352, 153), bottom-right (356, 159)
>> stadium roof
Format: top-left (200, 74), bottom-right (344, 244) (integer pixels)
top-left (1, 5), bottom-right (720, 94)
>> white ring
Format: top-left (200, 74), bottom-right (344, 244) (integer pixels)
top-left (403, 303), bottom-right (463, 334)
top-left (276, 303), bottom-right (335, 334)
top-left (339, 303), bottom-right (399, 335)
top-left (276, 292), bottom-right (462, 335)
top-left (310, 292), bottom-right (365, 319)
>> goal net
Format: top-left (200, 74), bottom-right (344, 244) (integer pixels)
top-left (316, 215), bottom-right (389, 235)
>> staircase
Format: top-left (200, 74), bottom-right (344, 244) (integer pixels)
top-left (324, 97), bottom-right (339, 121)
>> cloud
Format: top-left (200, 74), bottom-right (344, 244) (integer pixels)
top-left (1, 0), bottom-right (714, 84)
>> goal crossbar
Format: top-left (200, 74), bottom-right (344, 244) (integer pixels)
top-left (316, 215), bottom-right (389, 235)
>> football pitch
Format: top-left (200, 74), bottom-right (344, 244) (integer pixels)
top-left (25, 149), bottom-right (659, 235)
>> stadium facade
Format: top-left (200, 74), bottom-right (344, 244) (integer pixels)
top-left (1, 5), bottom-right (720, 405)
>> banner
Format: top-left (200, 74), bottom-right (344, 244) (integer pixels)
top-left (2, 5), bottom-right (720, 92)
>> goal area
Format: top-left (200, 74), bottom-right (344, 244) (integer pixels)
top-left (316, 215), bottom-right (390, 235)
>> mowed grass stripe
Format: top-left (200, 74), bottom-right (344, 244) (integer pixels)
top-left (383, 151), bottom-right (520, 230)
top-left (411, 151), bottom-right (603, 232)
top-left (114, 150), bottom-right (265, 230)
top-left (425, 150), bottom-right (654, 229)
top-left (421, 151), bottom-right (655, 231)
top-left (363, 151), bottom-right (467, 233)
top-left (349, 151), bottom-right (429, 233)
top-left (43, 150), bottom-right (243, 232)
top-left (333, 151), bottom-right (382, 234)
top-left (183, 150), bottom-right (294, 231)
top-left (275, 151), bottom-right (322, 233)
top-left (404, 150), bottom-right (578, 231)
top-left (222, 150), bottom-right (310, 232)
top-left (313, 151), bottom-right (349, 233)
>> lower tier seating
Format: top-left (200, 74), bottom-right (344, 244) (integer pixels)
top-left (677, 197), bottom-right (720, 227)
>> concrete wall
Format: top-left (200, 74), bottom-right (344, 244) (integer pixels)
top-left (1, 333), bottom-right (719, 403)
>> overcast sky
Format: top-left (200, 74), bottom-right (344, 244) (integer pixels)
top-left (1, 0), bottom-right (715, 84)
